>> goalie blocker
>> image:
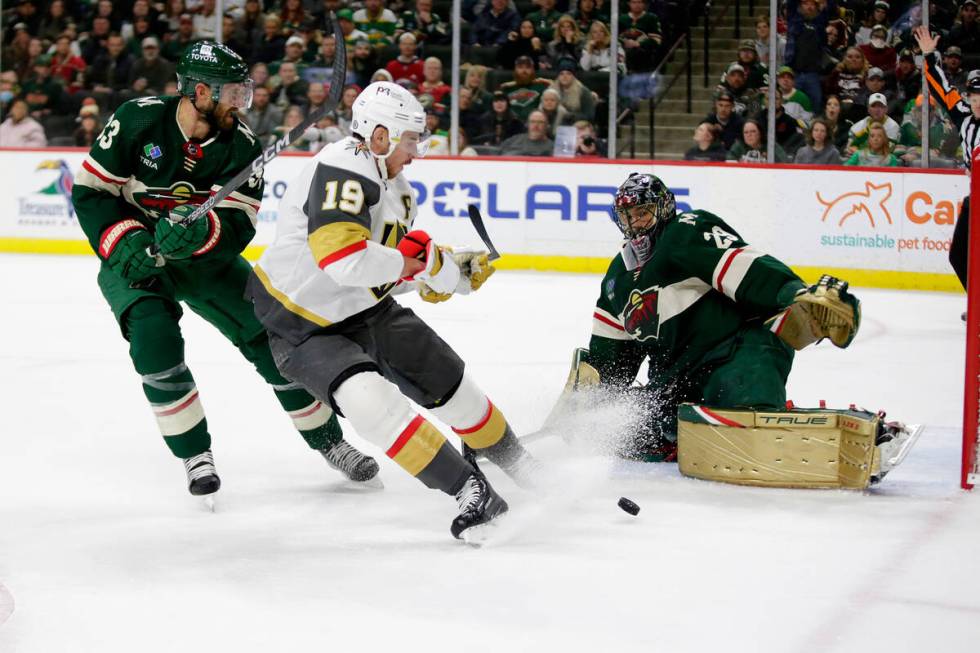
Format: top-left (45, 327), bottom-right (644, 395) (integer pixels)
top-left (677, 405), bottom-right (922, 489)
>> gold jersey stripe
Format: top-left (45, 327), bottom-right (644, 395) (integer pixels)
top-left (309, 222), bottom-right (372, 265)
top-left (252, 265), bottom-right (333, 328)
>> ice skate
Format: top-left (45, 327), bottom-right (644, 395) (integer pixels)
top-left (451, 471), bottom-right (509, 544)
top-left (183, 450), bottom-right (220, 510)
top-left (321, 439), bottom-right (381, 486)
top-left (872, 421), bottom-right (925, 484)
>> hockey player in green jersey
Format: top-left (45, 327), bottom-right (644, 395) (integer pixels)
top-left (71, 41), bottom-right (379, 499)
top-left (584, 172), bottom-right (865, 462)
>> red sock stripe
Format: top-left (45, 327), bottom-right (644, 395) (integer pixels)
top-left (318, 240), bottom-right (367, 268)
top-left (154, 391), bottom-right (200, 417)
top-left (386, 414), bottom-right (425, 458)
top-left (291, 401), bottom-right (324, 418)
top-left (452, 399), bottom-right (493, 435)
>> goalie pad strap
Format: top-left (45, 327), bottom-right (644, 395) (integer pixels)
top-left (677, 404), bottom-right (881, 489)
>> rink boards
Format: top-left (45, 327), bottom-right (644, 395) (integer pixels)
top-left (0, 148), bottom-right (965, 292)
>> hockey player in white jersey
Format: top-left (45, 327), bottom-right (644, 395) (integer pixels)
top-left (247, 81), bottom-right (539, 541)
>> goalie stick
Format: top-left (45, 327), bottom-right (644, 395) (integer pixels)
top-left (148, 14), bottom-right (347, 262)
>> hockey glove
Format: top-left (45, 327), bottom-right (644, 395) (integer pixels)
top-left (450, 248), bottom-right (496, 294)
top-left (767, 275), bottom-right (861, 350)
top-left (395, 229), bottom-right (462, 293)
top-left (154, 204), bottom-right (211, 259)
top-left (101, 223), bottom-right (161, 282)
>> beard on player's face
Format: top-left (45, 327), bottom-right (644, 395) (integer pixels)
top-left (194, 93), bottom-right (237, 132)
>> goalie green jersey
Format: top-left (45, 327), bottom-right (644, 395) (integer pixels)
top-left (72, 95), bottom-right (263, 267)
top-left (588, 210), bottom-right (806, 389)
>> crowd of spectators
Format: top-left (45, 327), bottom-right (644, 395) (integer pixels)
top-left (686, 0), bottom-right (975, 168)
top-left (0, 0), bottom-right (698, 158)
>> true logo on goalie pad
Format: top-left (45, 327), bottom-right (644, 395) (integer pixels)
top-left (622, 286), bottom-right (661, 341)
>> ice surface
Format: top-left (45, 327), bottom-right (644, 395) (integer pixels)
top-left (0, 254), bottom-right (977, 652)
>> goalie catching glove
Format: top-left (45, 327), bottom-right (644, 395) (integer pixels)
top-left (395, 230), bottom-right (496, 303)
top-left (767, 275), bottom-right (861, 350)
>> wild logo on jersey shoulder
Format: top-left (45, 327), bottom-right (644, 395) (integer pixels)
top-left (622, 285), bottom-right (661, 341)
top-left (133, 181), bottom-right (210, 217)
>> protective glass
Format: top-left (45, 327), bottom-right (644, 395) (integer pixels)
top-left (391, 129), bottom-right (433, 158)
top-left (218, 79), bottom-right (255, 109)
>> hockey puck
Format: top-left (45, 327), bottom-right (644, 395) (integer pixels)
top-left (618, 497), bottom-right (640, 516)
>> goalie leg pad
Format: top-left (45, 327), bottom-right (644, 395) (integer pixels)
top-left (676, 405), bottom-right (882, 489)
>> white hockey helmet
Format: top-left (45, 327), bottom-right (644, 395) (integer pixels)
top-left (351, 81), bottom-right (429, 154)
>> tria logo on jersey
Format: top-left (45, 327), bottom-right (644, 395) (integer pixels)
top-left (622, 286), bottom-right (661, 341)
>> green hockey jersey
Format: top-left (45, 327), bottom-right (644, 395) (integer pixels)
top-left (72, 95), bottom-right (263, 268)
top-left (588, 210), bottom-right (805, 389)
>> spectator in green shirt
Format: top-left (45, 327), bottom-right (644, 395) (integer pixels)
top-left (353, 0), bottom-right (398, 46)
top-left (620, 0), bottom-right (661, 72)
top-left (845, 123), bottom-right (900, 167)
top-left (498, 55), bottom-right (552, 122)
top-left (526, 0), bottom-right (563, 40)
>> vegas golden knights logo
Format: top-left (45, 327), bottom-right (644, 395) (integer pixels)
top-left (622, 286), bottom-right (661, 341)
top-left (369, 221), bottom-right (408, 300)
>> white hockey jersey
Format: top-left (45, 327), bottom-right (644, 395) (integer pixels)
top-left (248, 137), bottom-right (417, 343)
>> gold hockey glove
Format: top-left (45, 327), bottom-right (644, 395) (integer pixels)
top-left (451, 249), bottom-right (496, 293)
top-left (418, 283), bottom-right (454, 303)
top-left (767, 275), bottom-right (861, 350)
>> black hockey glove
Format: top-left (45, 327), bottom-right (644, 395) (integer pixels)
top-left (155, 204), bottom-right (211, 259)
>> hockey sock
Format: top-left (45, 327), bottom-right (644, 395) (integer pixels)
top-left (126, 300), bottom-right (210, 459)
top-left (429, 374), bottom-right (523, 467)
top-left (335, 372), bottom-right (473, 494)
top-left (243, 332), bottom-right (341, 450)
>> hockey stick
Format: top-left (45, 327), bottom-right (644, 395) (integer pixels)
top-left (148, 14), bottom-right (347, 262)
top-left (466, 204), bottom-right (501, 261)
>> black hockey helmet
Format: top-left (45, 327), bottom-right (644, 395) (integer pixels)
top-left (614, 172), bottom-right (676, 239)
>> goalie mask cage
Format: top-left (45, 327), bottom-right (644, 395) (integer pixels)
top-left (964, 148), bottom-right (980, 490)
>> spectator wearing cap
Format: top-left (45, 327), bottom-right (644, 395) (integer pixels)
top-left (527, 0), bottom-right (563, 40)
top-left (894, 48), bottom-right (921, 108)
top-left (162, 13), bottom-right (199, 62)
top-left (337, 9), bottom-right (370, 46)
top-left (777, 66), bottom-right (813, 124)
top-left (499, 55), bottom-right (552, 122)
top-left (397, 0), bottom-right (451, 46)
top-left (847, 92), bottom-right (901, 153)
top-left (74, 103), bottom-right (103, 148)
top-left (498, 19), bottom-right (548, 69)
top-left (734, 39), bottom-right (769, 90)
top-left (754, 14), bottom-right (786, 64)
top-left (856, 1), bottom-right (892, 46)
top-left (684, 122), bottom-right (728, 162)
top-left (943, 45), bottom-right (969, 92)
top-left (386, 33), bottom-right (425, 85)
top-left (270, 34), bottom-right (310, 76)
top-left (716, 63), bottom-right (759, 115)
top-left (857, 66), bottom-right (896, 118)
top-left (859, 24), bottom-right (897, 73)
top-left (50, 34), bottom-right (87, 95)
top-left (0, 98), bottom-right (47, 147)
top-left (550, 57), bottom-right (596, 122)
top-left (21, 55), bottom-right (64, 120)
top-left (947, 0), bottom-right (980, 54)
top-left (548, 15), bottom-right (584, 64)
top-left (794, 118), bottom-right (843, 165)
top-left (500, 109), bottom-right (555, 156)
top-left (127, 37), bottom-right (175, 97)
top-left (353, 0), bottom-right (398, 46)
top-left (823, 46), bottom-right (869, 121)
top-left (619, 0), bottom-right (662, 72)
top-left (243, 85), bottom-right (283, 142)
top-left (703, 90), bottom-right (745, 150)
top-left (476, 89), bottom-right (524, 145)
top-left (786, 0), bottom-right (835, 111)
top-left (472, 0), bottom-right (521, 47)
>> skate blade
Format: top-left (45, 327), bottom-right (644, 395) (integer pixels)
top-left (354, 475), bottom-right (384, 490)
top-left (460, 512), bottom-right (508, 548)
top-left (884, 424), bottom-right (925, 469)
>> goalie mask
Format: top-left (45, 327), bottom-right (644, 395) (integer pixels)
top-left (614, 173), bottom-right (675, 269)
